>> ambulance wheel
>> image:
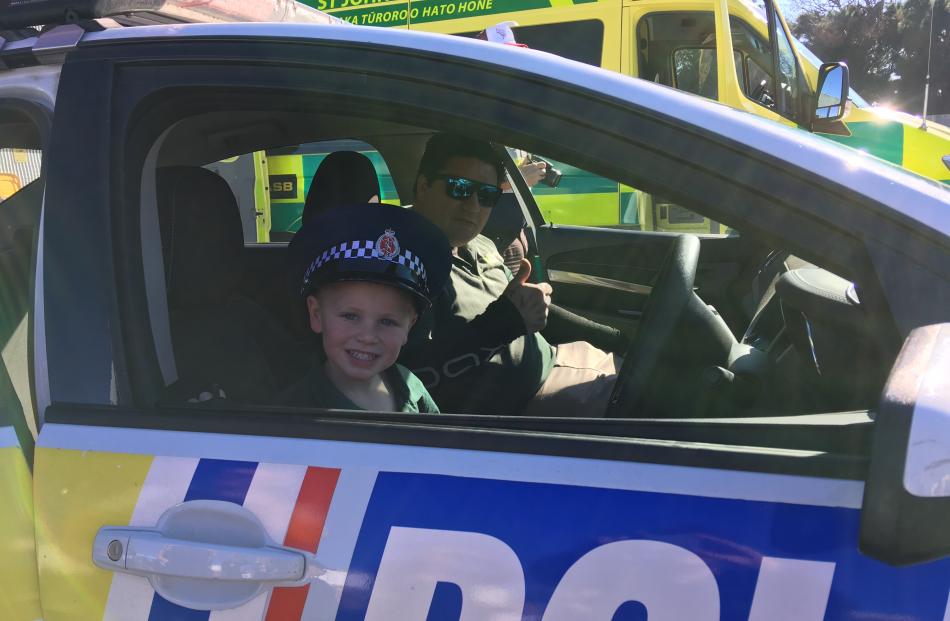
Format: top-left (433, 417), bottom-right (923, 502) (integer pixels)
top-left (604, 234), bottom-right (700, 417)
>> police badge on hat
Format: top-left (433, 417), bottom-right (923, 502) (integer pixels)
top-left (290, 203), bottom-right (451, 310)
top-left (376, 228), bottom-right (400, 259)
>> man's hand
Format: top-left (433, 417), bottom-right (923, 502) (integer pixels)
top-left (503, 258), bottom-right (552, 333)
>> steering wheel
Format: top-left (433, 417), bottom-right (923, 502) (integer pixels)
top-left (750, 81), bottom-right (775, 109)
top-left (605, 234), bottom-right (700, 417)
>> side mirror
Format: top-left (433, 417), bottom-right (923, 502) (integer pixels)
top-left (860, 323), bottom-right (950, 565)
top-left (813, 62), bottom-right (849, 123)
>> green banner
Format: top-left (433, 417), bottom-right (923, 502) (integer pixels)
top-left (304, 0), bottom-right (550, 26)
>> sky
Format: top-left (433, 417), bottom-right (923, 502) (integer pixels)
top-left (779, 0), bottom-right (802, 19)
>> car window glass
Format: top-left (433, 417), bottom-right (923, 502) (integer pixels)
top-left (772, 19), bottom-right (802, 120)
top-left (730, 18), bottom-right (776, 107)
top-left (207, 140), bottom-right (397, 243)
top-left (638, 12), bottom-right (802, 123)
top-left (639, 13), bottom-right (711, 87)
top-left (733, 11), bottom-right (803, 121)
top-left (514, 150), bottom-right (728, 234)
top-left (672, 47), bottom-right (717, 98)
top-left (457, 20), bottom-right (605, 66)
top-left (0, 144), bottom-right (42, 455)
top-left (743, 52), bottom-right (772, 100)
top-left (0, 148), bottom-right (40, 200)
top-left (672, 48), bottom-right (744, 100)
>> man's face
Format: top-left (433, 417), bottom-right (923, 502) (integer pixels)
top-left (413, 155), bottom-right (500, 248)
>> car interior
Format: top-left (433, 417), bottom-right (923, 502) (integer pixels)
top-left (124, 105), bottom-right (903, 426)
top-left (0, 96), bottom-right (900, 460)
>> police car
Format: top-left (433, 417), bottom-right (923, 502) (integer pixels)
top-left (0, 1), bottom-right (948, 619)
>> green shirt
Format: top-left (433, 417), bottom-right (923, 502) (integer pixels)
top-left (275, 356), bottom-right (439, 413)
top-left (402, 235), bottom-right (555, 414)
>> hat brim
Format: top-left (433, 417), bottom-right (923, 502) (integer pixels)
top-left (303, 259), bottom-right (432, 311)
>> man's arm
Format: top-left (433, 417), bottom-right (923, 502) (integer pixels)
top-left (400, 254), bottom-right (552, 381)
top-left (543, 304), bottom-right (629, 354)
top-left (399, 293), bottom-right (526, 373)
top-left (505, 255), bottom-right (626, 353)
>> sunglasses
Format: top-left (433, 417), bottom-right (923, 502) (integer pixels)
top-left (431, 174), bottom-right (502, 208)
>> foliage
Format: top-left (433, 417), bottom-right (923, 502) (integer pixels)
top-left (791, 0), bottom-right (949, 114)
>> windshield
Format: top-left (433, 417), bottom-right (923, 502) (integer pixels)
top-left (793, 40), bottom-right (869, 107)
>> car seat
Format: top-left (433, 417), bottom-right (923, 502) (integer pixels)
top-left (283, 151), bottom-right (383, 334)
top-left (270, 151), bottom-right (381, 242)
top-left (156, 166), bottom-right (307, 403)
top-left (304, 150), bottom-right (380, 222)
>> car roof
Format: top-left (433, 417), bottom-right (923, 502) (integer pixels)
top-left (15, 20), bottom-right (950, 240)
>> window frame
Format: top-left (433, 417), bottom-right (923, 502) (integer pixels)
top-left (635, 10), bottom-right (808, 124)
top-left (0, 99), bottom-right (51, 460)
top-left (763, 0), bottom-right (808, 123)
top-left (38, 33), bottom-right (936, 478)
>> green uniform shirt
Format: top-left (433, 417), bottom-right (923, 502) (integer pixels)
top-left (403, 235), bottom-right (555, 414)
top-left (275, 356), bottom-right (439, 413)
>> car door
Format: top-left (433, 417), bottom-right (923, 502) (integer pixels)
top-left (29, 25), bottom-right (950, 621)
top-left (0, 424), bottom-right (40, 621)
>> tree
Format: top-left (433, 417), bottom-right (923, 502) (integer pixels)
top-left (892, 0), bottom-right (949, 115)
top-left (790, 0), bottom-right (948, 114)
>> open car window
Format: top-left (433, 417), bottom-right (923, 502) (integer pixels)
top-left (0, 110), bottom-right (43, 461)
top-left (129, 108), bottom-right (887, 430)
top-left (638, 12), bottom-right (806, 123)
top-left (206, 140), bottom-right (400, 244)
top-left (21, 31), bottom-right (910, 470)
top-left (510, 149), bottom-right (729, 234)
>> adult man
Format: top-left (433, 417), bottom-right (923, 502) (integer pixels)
top-left (400, 133), bottom-right (625, 416)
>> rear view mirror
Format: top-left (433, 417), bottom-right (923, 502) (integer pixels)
top-left (860, 323), bottom-right (950, 565)
top-left (813, 62), bottom-right (849, 123)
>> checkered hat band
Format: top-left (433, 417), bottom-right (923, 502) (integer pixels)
top-left (302, 239), bottom-right (428, 291)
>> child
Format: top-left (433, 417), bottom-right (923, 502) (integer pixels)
top-left (276, 202), bottom-right (450, 412)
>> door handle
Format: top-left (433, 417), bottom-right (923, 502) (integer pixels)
top-left (92, 500), bottom-right (319, 610)
top-left (94, 529), bottom-right (306, 582)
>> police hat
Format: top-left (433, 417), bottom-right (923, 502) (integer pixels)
top-left (289, 203), bottom-right (451, 309)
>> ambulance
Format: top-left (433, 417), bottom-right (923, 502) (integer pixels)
top-left (292, 0), bottom-right (950, 230)
top-left (1, 1), bottom-right (949, 620)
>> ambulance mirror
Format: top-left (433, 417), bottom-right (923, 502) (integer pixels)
top-left (860, 323), bottom-right (950, 566)
top-left (814, 62), bottom-right (849, 122)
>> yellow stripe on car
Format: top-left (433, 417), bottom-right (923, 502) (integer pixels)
top-left (0, 436), bottom-right (42, 621)
top-left (34, 449), bottom-right (153, 621)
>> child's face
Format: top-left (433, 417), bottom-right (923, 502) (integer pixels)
top-left (307, 281), bottom-right (418, 383)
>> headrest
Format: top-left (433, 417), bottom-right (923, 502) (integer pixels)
top-left (302, 151), bottom-right (380, 225)
top-left (156, 167), bottom-right (244, 308)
